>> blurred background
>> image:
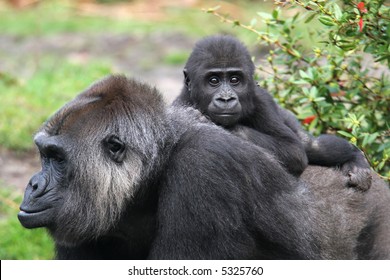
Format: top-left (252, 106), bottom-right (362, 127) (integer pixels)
top-left (0, 0), bottom-right (273, 259)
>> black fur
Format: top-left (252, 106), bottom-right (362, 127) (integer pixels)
top-left (174, 35), bottom-right (372, 190)
top-left (18, 75), bottom-right (389, 259)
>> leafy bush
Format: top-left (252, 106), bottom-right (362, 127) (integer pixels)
top-left (207, 0), bottom-right (389, 180)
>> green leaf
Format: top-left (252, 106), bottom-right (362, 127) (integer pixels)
top-left (292, 80), bottom-right (310, 85)
top-left (302, 87), bottom-right (310, 96)
top-left (368, 133), bottom-right (379, 143)
top-left (290, 49), bottom-right (301, 58)
top-left (333, 3), bottom-right (342, 21)
top-left (337, 131), bottom-right (355, 138)
top-left (307, 68), bottom-right (315, 80)
top-left (305, 13), bottom-right (316, 23)
top-left (326, 82), bottom-right (340, 93)
top-left (309, 86), bottom-right (318, 98)
top-left (272, 8), bottom-right (280, 19)
top-left (292, 12), bottom-right (300, 22)
top-left (299, 70), bottom-right (310, 79)
top-left (375, 55), bottom-right (390, 62)
top-left (345, 28), bottom-right (358, 37)
top-left (387, 23), bottom-right (390, 38)
top-left (362, 134), bottom-right (370, 147)
top-left (308, 116), bottom-right (319, 131)
top-left (314, 97), bottom-right (326, 102)
top-left (299, 98), bottom-right (309, 104)
top-left (318, 16), bottom-right (336, 26)
top-left (338, 43), bottom-right (357, 51)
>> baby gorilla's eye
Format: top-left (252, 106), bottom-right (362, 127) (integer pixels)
top-left (209, 76), bottom-right (220, 86)
top-left (230, 76), bottom-right (240, 85)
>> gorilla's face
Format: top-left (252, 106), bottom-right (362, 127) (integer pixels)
top-left (187, 66), bottom-right (254, 128)
top-left (204, 67), bottom-right (243, 127)
top-left (182, 35), bottom-right (257, 128)
top-left (17, 132), bottom-right (67, 230)
top-left (18, 75), bottom-right (168, 246)
top-left (18, 121), bottom-right (142, 246)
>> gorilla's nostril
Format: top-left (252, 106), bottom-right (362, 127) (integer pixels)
top-left (226, 97), bottom-right (236, 103)
top-left (29, 176), bottom-right (39, 191)
top-left (217, 97), bottom-right (236, 103)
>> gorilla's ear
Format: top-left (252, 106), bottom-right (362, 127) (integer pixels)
top-left (183, 69), bottom-right (191, 91)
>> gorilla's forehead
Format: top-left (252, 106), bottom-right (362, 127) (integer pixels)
top-left (193, 60), bottom-right (252, 78)
top-left (204, 67), bottom-right (244, 74)
top-left (188, 53), bottom-right (250, 74)
top-left (203, 59), bottom-right (244, 69)
top-left (44, 95), bottom-right (106, 136)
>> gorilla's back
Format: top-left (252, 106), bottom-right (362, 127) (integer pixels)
top-left (301, 166), bottom-right (390, 259)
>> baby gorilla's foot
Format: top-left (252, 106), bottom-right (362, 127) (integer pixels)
top-left (341, 161), bottom-right (372, 191)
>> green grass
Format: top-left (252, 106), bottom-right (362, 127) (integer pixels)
top-left (0, 186), bottom-right (54, 259)
top-left (0, 1), bottom-right (151, 36)
top-left (0, 1), bottom-right (235, 37)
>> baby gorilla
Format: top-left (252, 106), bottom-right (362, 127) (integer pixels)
top-left (174, 35), bottom-right (372, 190)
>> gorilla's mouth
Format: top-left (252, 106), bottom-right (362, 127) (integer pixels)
top-left (18, 208), bottom-right (53, 229)
top-left (210, 112), bottom-right (240, 119)
top-left (215, 113), bottom-right (236, 116)
top-left (209, 112), bottom-right (240, 127)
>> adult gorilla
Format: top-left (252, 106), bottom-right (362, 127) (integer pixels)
top-left (18, 75), bottom-right (389, 259)
top-left (173, 35), bottom-right (371, 190)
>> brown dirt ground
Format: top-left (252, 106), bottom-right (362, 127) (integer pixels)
top-left (0, 148), bottom-right (40, 192)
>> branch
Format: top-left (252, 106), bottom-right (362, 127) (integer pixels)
top-left (204, 8), bottom-right (311, 63)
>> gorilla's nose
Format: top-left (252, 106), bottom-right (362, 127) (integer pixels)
top-left (28, 173), bottom-right (49, 198)
top-left (213, 96), bottom-right (239, 109)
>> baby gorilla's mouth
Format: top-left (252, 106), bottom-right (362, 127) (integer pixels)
top-left (215, 113), bottom-right (236, 116)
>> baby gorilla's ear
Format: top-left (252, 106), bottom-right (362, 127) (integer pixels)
top-left (183, 69), bottom-right (191, 91)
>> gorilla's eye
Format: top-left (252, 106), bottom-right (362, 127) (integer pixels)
top-left (108, 141), bottom-right (122, 153)
top-left (209, 76), bottom-right (220, 86)
top-left (48, 150), bottom-right (65, 163)
top-left (44, 145), bottom-right (66, 164)
top-left (103, 135), bottom-right (126, 163)
top-left (230, 76), bottom-right (240, 85)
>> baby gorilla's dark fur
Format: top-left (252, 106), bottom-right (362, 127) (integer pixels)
top-left (174, 35), bottom-right (372, 190)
